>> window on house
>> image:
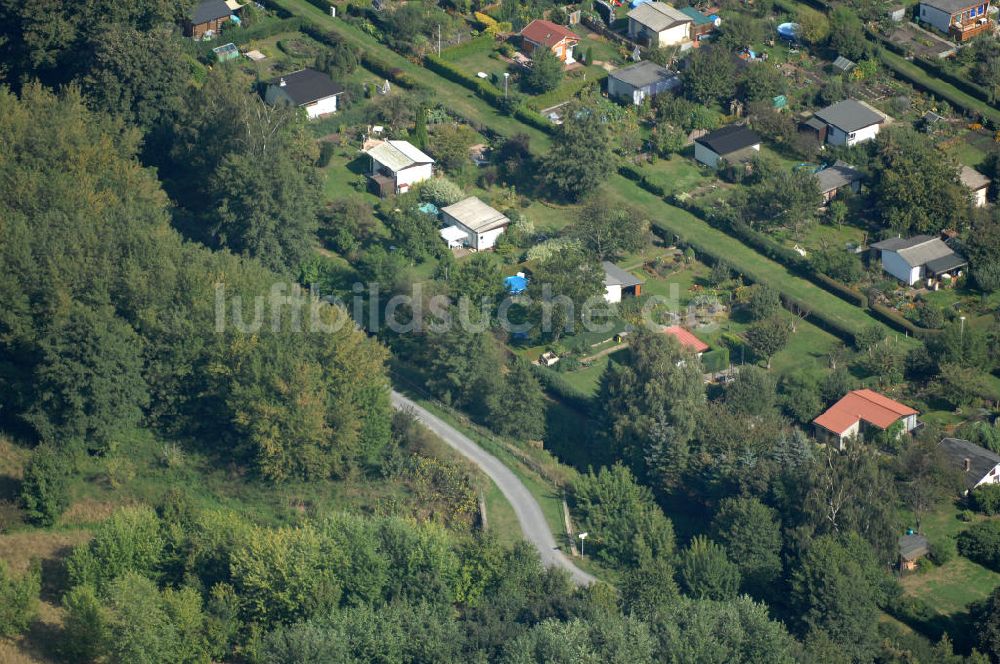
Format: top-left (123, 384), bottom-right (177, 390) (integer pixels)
top-left (849, 132), bottom-right (857, 139)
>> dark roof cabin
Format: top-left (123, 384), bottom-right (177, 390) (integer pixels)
top-left (187, 0), bottom-right (231, 38)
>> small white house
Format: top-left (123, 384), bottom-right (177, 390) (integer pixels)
top-left (813, 389), bottom-right (919, 450)
top-left (940, 437), bottom-right (1000, 495)
top-left (607, 61), bottom-right (681, 106)
top-left (812, 99), bottom-right (886, 147)
top-left (627, 2), bottom-right (693, 46)
top-left (871, 235), bottom-right (967, 286)
top-left (960, 165), bottom-right (991, 207)
top-left (693, 125), bottom-right (761, 169)
top-left (440, 197), bottom-right (510, 251)
top-left (265, 69), bottom-right (344, 120)
top-left (919, 0), bottom-right (992, 40)
top-left (602, 261), bottom-right (644, 303)
top-left (365, 140), bottom-right (435, 196)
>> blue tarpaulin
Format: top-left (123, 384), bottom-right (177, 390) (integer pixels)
top-left (418, 202), bottom-right (440, 216)
top-left (505, 275), bottom-right (528, 294)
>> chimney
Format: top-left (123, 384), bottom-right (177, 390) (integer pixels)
top-left (279, 78), bottom-right (286, 87)
top-left (964, 458), bottom-right (972, 472)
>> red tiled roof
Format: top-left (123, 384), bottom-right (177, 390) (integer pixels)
top-left (662, 326), bottom-right (709, 353)
top-left (813, 389), bottom-right (918, 435)
top-left (520, 19), bottom-right (579, 48)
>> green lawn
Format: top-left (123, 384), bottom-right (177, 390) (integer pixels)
top-left (944, 134), bottom-right (991, 169)
top-left (522, 199), bottom-right (580, 233)
top-left (636, 154), bottom-right (712, 197)
top-left (772, 221), bottom-right (867, 255)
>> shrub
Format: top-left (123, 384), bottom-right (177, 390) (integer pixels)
top-left (958, 520), bottom-right (1000, 570)
top-left (20, 444), bottom-right (70, 526)
top-left (67, 505), bottom-right (166, 593)
top-left (929, 537), bottom-right (955, 566)
top-left (0, 560), bottom-right (40, 638)
top-left (418, 177), bottom-right (464, 206)
top-left (973, 484), bottom-right (1000, 515)
top-left (959, 509), bottom-right (975, 522)
top-left (317, 141), bottom-right (336, 168)
top-left (62, 584), bottom-right (109, 662)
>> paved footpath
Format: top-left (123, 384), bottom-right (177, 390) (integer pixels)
top-left (390, 390), bottom-right (596, 586)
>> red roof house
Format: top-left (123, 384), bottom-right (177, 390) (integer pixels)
top-left (813, 389), bottom-right (918, 449)
top-left (662, 326), bottom-right (709, 355)
top-left (520, 19), bottom-right (580, 64)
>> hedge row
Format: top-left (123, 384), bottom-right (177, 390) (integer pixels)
top-left (530, 365), bottom-right (594, 412)
top-left (812, 270), bottom-right (868, 308)
top-left (869, 302), bottom-right (935, 338)
top-left (912, 55), bottom-right (993, 109)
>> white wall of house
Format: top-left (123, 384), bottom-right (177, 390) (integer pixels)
top-left (604, 284), bottom-right (622, 304)
top-left (974, 463), bottom-right (1000, 489)
top-left (694, 142), bottom-right (721, 169)
top-left (882, 250), bottom-right (921, 285)
top-left (827, 122), bottom-right (880, 147)
top-left (395, 163), bottom-right (434, 193)
top-left (901, 413), bottom-right (918, 433)
top-left (919, 2), bottom-right (953, 32)
top-left (303, 95), bottom-right (338, 119)
top-left (265, 87), bottom-right (339, 120)
top-left (972, 187), bottom-right (988, 207)
top-left (473, 226), bottom-right (506, 251)
top-left (628, 19), bottom-right (689, 46)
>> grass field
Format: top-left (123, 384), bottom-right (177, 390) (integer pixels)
top-left (636, 154), bottom-right (712, 197)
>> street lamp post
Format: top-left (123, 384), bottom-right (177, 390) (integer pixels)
top-left (578, 532), bottom-right (588, 556)
top-left (503, 72), bottom-right (509, 99)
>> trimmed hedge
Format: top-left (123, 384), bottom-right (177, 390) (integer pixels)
top-left (701, 347), bottom-right (730, 373)
top-left (869, 302), bottom-right (931, 338)
top-left (812, 271), bottom-right (868, 308)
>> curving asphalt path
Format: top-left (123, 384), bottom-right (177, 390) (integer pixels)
top-left (390, 390), bottom-right (596, 586)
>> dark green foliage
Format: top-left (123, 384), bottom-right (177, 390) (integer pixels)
top-left (682, 47), bottom-right (737, 105)
top-left (712, 497), bottom-right (783, 598)
top-left (502, 615), bottom-right (656, 663)
top-left (741, 62), bottom-right (785, 102)
top-left (873, 127), bottom-right (968, 235)
top-left (525, 246), bottom-right (605, 340)
top-left (958, 520), bottom-right (1000, 570)
top-left (971, 585), bottom-right (1000, 661)
top-left (541, 101), bottom-right (614, 202)
top-left (725, 364), bottom-right (777, 415)
top-left (62, 584), bottom-right (109, 662)
top-left (828, 6), bottom-right (870, 61)
top-left (811, 248), bottom-right (864, 284)
top-left (574, 196), bottom-right (649, 259)
top-left (418, 325), bottom-right (501, 413)
top-left (652, 596), bottom-right (799, 663)
top-left (522, 47), bottom-right (563, 94)
top-left (24, 303), bottom-right (149, 454)
top-left (486, 358), bottom-right (547, 440)
top-left (0, 560), bottom-right (40, 638)
top-left (745, 316), bottom-right (793, 368)
top-left (599, 329), bottom-right (705, 483)
top-left (747, 284), bottom-right (780, 321)
top-left (82, 25), bottom-right (189, 131)
top-left (965, 208), bottom-right (1000, 292)
top-left (568, 464), bottom-right (675, 568)
top-left (780, 371), bottom-right (823, 423)
top-left (678, 535), bottom-right (741, 601)
top-left (20, 443), bottom-right (70, 526)
top-left (802, 445), bottom-right (900, 563)
top-left (791, 534), bottom-right (885, 663)
top-left (315, 40), bottom-right (359, 77)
